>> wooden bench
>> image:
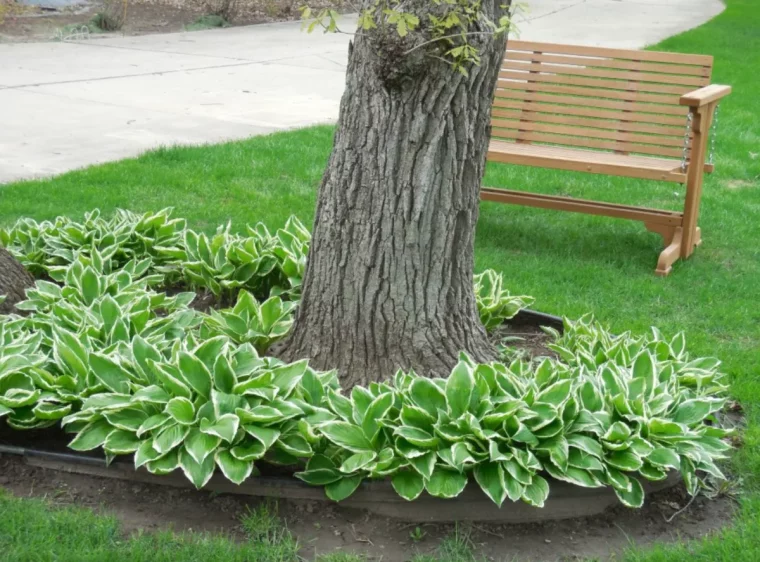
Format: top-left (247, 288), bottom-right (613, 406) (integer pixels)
top-left (482, 40), bottom-right (731, 276)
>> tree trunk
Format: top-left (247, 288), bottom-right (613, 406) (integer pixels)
top-left (0, 248), bottom-right (34, 315)
top-left (280, 6), bottom-right (509, 387)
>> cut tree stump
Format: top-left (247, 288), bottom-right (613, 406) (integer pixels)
top-left (0, 248), bottom-right (35, 314)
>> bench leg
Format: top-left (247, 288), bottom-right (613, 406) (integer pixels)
top-left (645, 223), bottom-right (684, 277)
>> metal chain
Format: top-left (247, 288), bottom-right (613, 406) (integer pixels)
top-left (708, 103), bottom-right (721, 166)
top-left (681, 111), bottom-right (693, 172)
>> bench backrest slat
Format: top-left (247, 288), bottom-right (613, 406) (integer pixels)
top-left (494, 41), bottom-right (714, 159)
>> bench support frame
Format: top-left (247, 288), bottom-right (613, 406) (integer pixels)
top-left (483, 100), bottom-right (723, 276)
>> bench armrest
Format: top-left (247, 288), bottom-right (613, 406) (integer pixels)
top-left (680, 84), bottom-right (732, 107)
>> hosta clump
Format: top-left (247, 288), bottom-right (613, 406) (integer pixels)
top-left (0, 259), bottom-right (198, 429)
top-left (201, 291), bottom-right (296, 354)
top-left (170, 216), bottom-right (308, 303)
top-left (298, 321), bottom-right (731, 507)
top-left (474, 270), bottom-right (534, 332)
top-left (61, 335), bottom-right (339, 488)
top-left (0, 317), bottom-right (66, 429)
top-left (1, 209), bottom-right (309, 304)
top-left (0, 209), bottom-right (185, 280)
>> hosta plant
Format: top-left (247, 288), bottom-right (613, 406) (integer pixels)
top-left (60, 336), bottom-right (339, 487)
top-left (201, 291), bottom-right (296, 354)
top-left (0, 209), bottom-right (185, 280)
top-left (1, 209), bottom-right (309, 305)
top-left (296, 319), bottom-right (732, 507)
top-left (474, 270), bottom-right (535, 332)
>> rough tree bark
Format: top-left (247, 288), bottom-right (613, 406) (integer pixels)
top-left (0, 248), bottom-right (34, 315)
top-left (280, 2), bottom-right (510, 387)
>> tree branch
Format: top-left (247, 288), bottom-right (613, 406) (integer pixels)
top-left (402, 30), bottom-right (501, 56)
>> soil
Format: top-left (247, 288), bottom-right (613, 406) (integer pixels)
top-left (0, 440), bottom-right (736, 561)
top-left (489, 319), bottom-right (557, 361)
top-left (0, 0), bottom-right (349, 43)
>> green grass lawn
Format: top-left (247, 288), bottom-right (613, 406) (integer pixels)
top-left (1, 0), bottom-right (759, 560)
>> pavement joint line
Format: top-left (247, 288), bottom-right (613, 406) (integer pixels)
top-left (521, 0), bottom-right (588, 22)
top-left (5, 60), bottom-right (258, 90)
top-left (4, 48), bottom-right (348, 90)
top-left (10, 85), bottom-right (294, 130)
top-left (64, 38), bottom-right (260, 64)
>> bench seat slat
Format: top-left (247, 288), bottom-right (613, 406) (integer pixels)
top-left (498, 70), bottom-right (702, 95)
top-left (504, 51), bottom-right (711, 78)
top-left (496, 80), bottom-right (681, 105)
top-left (495, 89), bottom-right (689, 116)
top-left (492, 99), bottom-right (688, 126)
top-left (487, 140), bottom-right (686, 183)
top-left (491, 130), bottom-right (684, 158)
top-left (491, 109), bottom-right (685, 136)
top-left (507, 40), bottom-right (713, 67)
top-left (491, 119), bottom-right (684, 148)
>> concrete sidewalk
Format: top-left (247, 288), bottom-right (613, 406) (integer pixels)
top-left (0, 0), bottom-right (724, 183)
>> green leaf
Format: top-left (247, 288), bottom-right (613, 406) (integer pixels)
top-left (137, 413), bottom-right (171, 437)
top-left (193, 336), bottom-right (228, 373)
top-left (647, 447), bottom-right (681, 471)
top-left (270, 360), bottom-right (308, 396)
top-left (295, 456), bottom-right (342, 485)
top-left (153, 424), bottom-right (189, 454)
top-left (132, 385), bottom-right (171, 405)
top-left (392, 471), bottom-right (425, 501)
top-left (446, 361), bottom-right (474, 418)
top-left (79, 266), bottom-right (101, 305)
top-left (103, 429), bottom-right (141, 454)
top-left (521, 474), bottom-right (550, 508)
top-left (632, 351), bottom-right (656, 395)
top-left (132, 335), bottom-right (161, 381)
top-left (394, 426), bottom-right (438, 448)
top-left (340, 451), bottom-right (377, 473)
top-left (145, 449), bottom-right (180, 475)
top-left (99, 295), bottom-right (121, 334)
top-left (68, 419), bottom-right (116, 451)
top-left (567, 433), bottom-right (604, 458)
top-left (184, 428), bottom-right (221, 464)
top-left (408, 451), bottom-right (436, 480)
top-left (503, 458), bottom-right (532, 485)
top-left (603, 422), bottom-right (632, 443)
top-left (318, 421), bottom-right (373, 452)
top-left (213, 354), bottom-right (237, 394)
top-left (178, 351), bottom-right (212, 399)
top-left (606, 450), bottom-right (643, 472)
top-left (244, 425), bottom-right (281, 449)
top-left (673, 399), bottom-right (713, 425)
top-left (179, 447), bottom-right (216, 488)
top-left (325, 475), bottom-right (363, 502)
top-left (215, 449), bottom-right (254, 485)
top-left (135, 439), bottom-right (162, 468)
top-left (326, 388), bottom-right (353, 421)
top-left (474, 461), bottom-right (507, 507)
top-left (32, 401), bottom-right (72, 421)
top-left (230, 440), bottom-right (266, 461)
top-left (89, 353), bottom-right (131, 394)
top-left (236, 405), bottom-right (282, 424)
top-left (425, 467), bottom-right (468, 499)
top-left (410, 378), bottom-right (447, 417)
top-left (361, 392), bottom-right (394, 441)
top-left (165, 397), bottom-right (196, 425)
top-left (200, 413), bottom-right (240, 443)
top-left (648, 418), bottom-right (687, 437)
top-left (149, 360), bottom-right (193, 400)
top-left (103, 408), bottom-right (149, 432)
top-left (536, 379), bottom-right (572, 406)
top-left (614, 476), bottom-right (645, 508)
top-left (276, 434), bottom-right (312, 457)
